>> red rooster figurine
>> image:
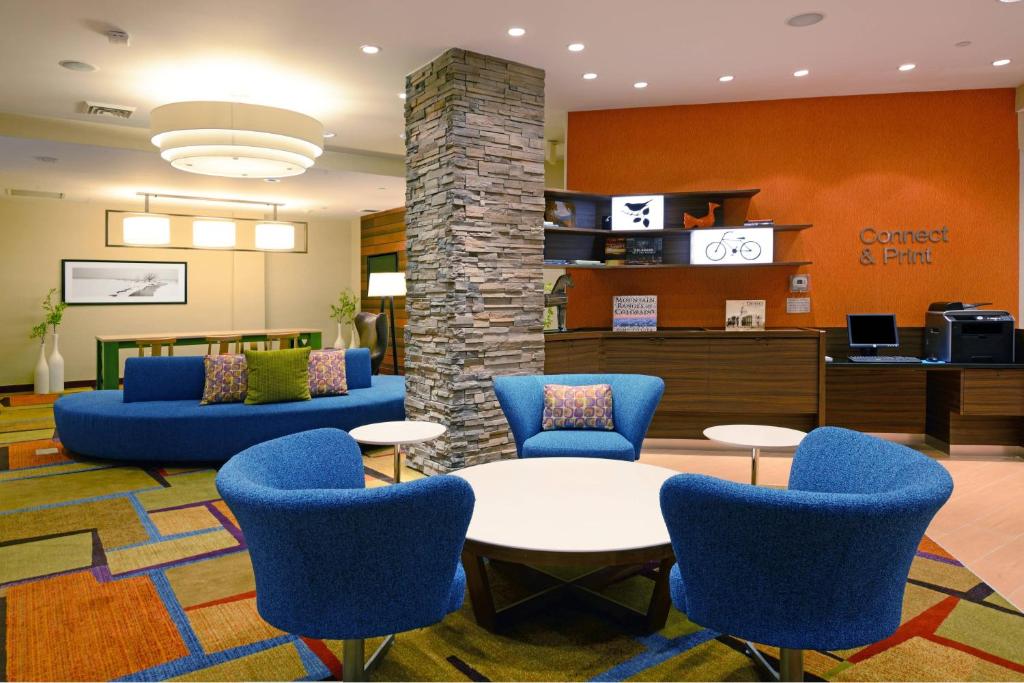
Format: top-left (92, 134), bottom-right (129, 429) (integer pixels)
top-left (684, 202), bottom-right (720, 229)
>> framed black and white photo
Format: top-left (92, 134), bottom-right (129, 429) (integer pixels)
top-left (61, 259), bottom-right (188, 305)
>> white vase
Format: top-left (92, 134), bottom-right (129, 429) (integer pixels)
top-left (348, 322), bottom-right (360, 349)
top-left (33, 341), bottom-right (50, 394)
top-left (333, 322), bottom-right (344, 350)
top-left (48, 331), bottom-right (65, 394)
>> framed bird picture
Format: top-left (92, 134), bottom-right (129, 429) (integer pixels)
top-left (611, 195), bottom-right (664, 230)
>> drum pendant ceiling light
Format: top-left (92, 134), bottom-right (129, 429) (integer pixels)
top-left (150, 101), bottom-right (324, 178)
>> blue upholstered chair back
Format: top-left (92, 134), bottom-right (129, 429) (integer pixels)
top-left (493, 374), bottom-right (665, 460)
top-left (215, 428), bottom-right (475, 640)
top-left (123, 348), bottom-right (374, 402)
top-left (660, 427), bottom-right (953, 651)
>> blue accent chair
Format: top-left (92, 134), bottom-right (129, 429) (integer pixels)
top-left (493, 374), bottom-right (664, 461)
top-left (659, 427), bottom-right (953, 681)
top-left (215, 428), bottom-right (475, 681)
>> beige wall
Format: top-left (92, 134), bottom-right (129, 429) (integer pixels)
top-left (0, 198), bottom-right (359, 386)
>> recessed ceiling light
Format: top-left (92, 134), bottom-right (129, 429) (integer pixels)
top-left (567, 43), bottom-right (585, 52)
top-left (398, 92), bottom-right (407, 99)
top-left (582, 72), bottom-right (598, 80)
top-left (793, 68), bottom-right (810, 77)
top-left (323, 131), bottom-right (336, 138)
top-left (360, 44), bottom-right (380, 55)
top-left (507, 27), bottom-right (526, 37)
top-left (719, 75), bottom-right (734, 82)
top-left (998, 0), bottom-right (1022, 4)
top-left (58, 60), bottom-right (97, 72)
top-left (898, 63), bottom-right (917, 72)
top-left (633, 81), bottom-right (648, 89)
top-left (786, 12), bottom-right (825, 27)
top-left (992, 58), bottom-right (1012, 66)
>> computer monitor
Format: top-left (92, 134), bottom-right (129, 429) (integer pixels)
top-left (847, 314), bottom-right (899, 352)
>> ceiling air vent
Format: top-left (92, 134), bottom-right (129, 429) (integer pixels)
top-left (5, 189), bottom-right (65, 199)
top-left (81, 100), bottom-right (136, 119)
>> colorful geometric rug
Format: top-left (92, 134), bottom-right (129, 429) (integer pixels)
top-left (1, 413), bottom-right (1023, 680)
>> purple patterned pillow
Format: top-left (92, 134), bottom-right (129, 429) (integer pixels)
top-left (308, 349), bottom-right (348, 397)
top-left (201, 355), bottom-right (248, 405)
top-left (542, 384), bottom-right (615, 431)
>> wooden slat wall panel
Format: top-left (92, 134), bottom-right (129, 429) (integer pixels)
top-left (360, 208), bottom-right (407, 375)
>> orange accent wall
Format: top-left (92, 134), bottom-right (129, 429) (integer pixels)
top-left (565, 89), bottom-right (1019, 329)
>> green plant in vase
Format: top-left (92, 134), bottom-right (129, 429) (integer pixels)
top-left (330, 289), bottom-right (360, 349)
top-left (29, 288), bottom-right (68, 394)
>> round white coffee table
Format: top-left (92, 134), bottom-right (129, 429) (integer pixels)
top-left (703, 424), bottom-right (806, 485)
top-left (453, 457), bottom-right (677, 632)
top-left (349, 420), bottom-right (446, 483)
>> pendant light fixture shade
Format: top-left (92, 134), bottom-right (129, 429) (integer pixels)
top-left (150, 101), bottom-right (325, 178)
top-left (192, 219), bottom-right (237, 248)
top-left (122, 213), bottom-right (171, 245)
top-left (254, 222), bottom-right (296, 250)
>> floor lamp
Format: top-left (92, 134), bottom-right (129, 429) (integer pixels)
top-left (367, 272), bottom-right (406, 374)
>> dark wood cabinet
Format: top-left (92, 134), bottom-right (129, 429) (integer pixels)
top-left (544, 329), bottom-right (825, 438)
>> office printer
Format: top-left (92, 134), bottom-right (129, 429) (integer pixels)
top-left (925, 302), bottom-right (1015, 363)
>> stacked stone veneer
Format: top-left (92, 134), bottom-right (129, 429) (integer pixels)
top-left (403, 49), bottom-right (546, 474)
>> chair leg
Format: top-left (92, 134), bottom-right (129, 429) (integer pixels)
top-left (779, 648), bottom-right (804, 682)
top-left (341, 635), bottom-right (395, 682)
top-left (365, 634), bottom-right (395, 677)
top-left (342, 639), bottom-right (365, 682)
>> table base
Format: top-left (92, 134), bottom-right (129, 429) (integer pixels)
top-left (462, 548), bottom-right (674, 634)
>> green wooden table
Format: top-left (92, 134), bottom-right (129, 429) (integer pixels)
top-left (95, 328), bottom-right (323, 390)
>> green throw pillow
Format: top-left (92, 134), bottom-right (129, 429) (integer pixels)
top-left (244, 347), bottom-right (312, 405)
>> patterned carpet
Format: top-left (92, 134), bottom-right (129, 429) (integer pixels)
top-left (1, 397), bottom-right (1023, 681)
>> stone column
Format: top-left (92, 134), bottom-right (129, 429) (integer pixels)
top-left (403, 49), bottom-right (546, 474)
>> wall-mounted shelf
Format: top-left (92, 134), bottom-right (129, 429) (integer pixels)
top-left (544, 224), bottom-right (812, 237)
top-left (543, 261), bottom-right (813, 270)
top-left (543, 187), bottom-right (811, 271)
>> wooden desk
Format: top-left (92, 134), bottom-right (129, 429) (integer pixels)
top-left (95, 328), bottom-right (323, 390)
top-left (825, 361), bottom-right (1024, 451)
top-left (544, 328), bottom-right (826, 438)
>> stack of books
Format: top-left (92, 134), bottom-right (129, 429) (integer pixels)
top-left (604, 237), bottom-right (627, 266)
top-left (626, 237), bottom-right (663, 265)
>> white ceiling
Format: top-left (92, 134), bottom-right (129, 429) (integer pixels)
top-left (0, 135), bottom-right (403, 218)
top-left (0, 0), bottom-right (1021, 215)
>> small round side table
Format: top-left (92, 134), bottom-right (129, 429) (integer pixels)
top-left (702, 424), bottom-right (806, 485)
top-left (349, 420), bottom-right (446, 483)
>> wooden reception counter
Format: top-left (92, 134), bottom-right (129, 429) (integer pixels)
top-left (545, 328), bottom-right (1023, 451)
top-left (544, 328), bottom-right (827, 439)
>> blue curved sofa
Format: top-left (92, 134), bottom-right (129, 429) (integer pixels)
top-left (54, 348), bottom-right (405, 462)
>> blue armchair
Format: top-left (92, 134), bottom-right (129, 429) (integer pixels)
top-left (493, 374), bottom-right (664, 461)
top-left (215, 428), bottom-right (475, 682)
top-left (659, 427), bottom-right (953, 681)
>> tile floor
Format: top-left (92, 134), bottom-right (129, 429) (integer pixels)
top-left (639, 439), bottom-right (1024, 611)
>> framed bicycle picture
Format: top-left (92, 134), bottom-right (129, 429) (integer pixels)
top-left (61, 259), bottom-right (188, 305)
top-left (689, 227), bottom-right (774, 265)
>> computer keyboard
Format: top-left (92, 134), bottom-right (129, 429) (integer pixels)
top-left (848, 355), bottom-right (921, 363)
